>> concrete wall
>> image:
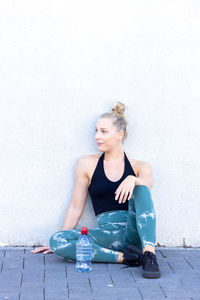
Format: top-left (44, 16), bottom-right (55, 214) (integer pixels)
top-left (0, 0), bottom-right (200, 247)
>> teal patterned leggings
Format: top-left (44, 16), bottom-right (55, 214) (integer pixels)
top-left (49, 185), bottom-right (156, 263)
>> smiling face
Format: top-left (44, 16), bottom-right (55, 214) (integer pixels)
top-left (95, 117), bottom-right (124, 151)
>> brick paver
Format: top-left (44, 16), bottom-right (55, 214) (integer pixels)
top-left (0, 246), bottom-right (199, 299)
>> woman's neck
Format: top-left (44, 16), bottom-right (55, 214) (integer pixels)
top-left (104, 148), bottom-right (124, 162)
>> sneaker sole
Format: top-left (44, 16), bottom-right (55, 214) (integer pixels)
top-left (142, 270), bottom-right (161, 278)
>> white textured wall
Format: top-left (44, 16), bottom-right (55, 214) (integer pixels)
top-left (0, 0), bottom-right (200, 247)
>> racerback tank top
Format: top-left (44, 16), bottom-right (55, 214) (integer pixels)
top-left (88, 151), bottom-right (136, 216)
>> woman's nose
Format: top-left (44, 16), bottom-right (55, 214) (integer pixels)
top-left (95, 132), bottom-right (100, 139)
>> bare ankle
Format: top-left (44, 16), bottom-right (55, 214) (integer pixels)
top-left (117, 252), bottom-right (124, 263)
top-left (143, 245), bottom-right (155, 254)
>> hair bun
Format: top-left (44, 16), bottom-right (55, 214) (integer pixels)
top-left (111, 101), bottom-right (126, 117)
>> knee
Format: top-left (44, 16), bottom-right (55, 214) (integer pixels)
top-left (49, 229), bottom-right (80, 252)
top-left (132, 185), bottom-right (155, 212)
top-left (49, 231), bottom-right (77, 261)
top-left (133, 185), bottom-right (152, 199)
top-left (134, 184), bottom-right (151, 192)
top-left (49, 231), bottom-right (62, 252)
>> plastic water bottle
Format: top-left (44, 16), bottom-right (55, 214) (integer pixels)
top-left (76, 227), bottom-right (92, 273)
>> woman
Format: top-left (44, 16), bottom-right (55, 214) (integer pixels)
top-left (31, 102), bottom-right (161, 278)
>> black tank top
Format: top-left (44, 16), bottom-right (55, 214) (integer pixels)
top-left (88, 151), bottom-right (136, 216)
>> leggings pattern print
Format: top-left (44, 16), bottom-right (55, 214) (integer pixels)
top-left (49, 185), bottom-right (156, 263)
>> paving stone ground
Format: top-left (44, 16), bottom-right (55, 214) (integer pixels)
top-left (0, 247), bottom-right (200, 300)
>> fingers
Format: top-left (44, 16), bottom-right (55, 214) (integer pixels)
top-left (115, 186), bottom-right (124, 201)
top-left (118, 190), bottom-right (125, 203)
top-left (128, 190), bottom-right (133, 200)
top-left (30, 246), bottom-right (50, 254)
top-left (114, 189), bottom-right (120, 200)
top-left (43, 248), bottom-right (52, 254)
top-left (115, 187), bottom-right (134, 203)
top-left (44, 250), bottom-right (53, 254)
top-left (115, 189), bottom-right (130, 204)
top-left (120, 190), bottom-right (129, 203)
top-left (115, 176), bottom-right (136, 203)
top-left (30, 248), bottom-right (43, 253)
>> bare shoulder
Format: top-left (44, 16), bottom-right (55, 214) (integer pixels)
top-left (77, 154), bottom-right (102, 185)
top-left (130, 159), bottom-right (153, 189)
top-left (127, 156), bottom-right (152, 177)
top-left (78, 153), bottom-right (101, 165)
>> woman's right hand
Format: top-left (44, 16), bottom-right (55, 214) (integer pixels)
top-left (30, 245), bottom-right (53, 254)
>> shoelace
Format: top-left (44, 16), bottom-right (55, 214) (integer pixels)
top-left (121, 251), bottom-right (158, 269)
top-left (142, 251), bottom-right (158, 266)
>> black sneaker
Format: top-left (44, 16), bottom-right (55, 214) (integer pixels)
top-left (141, 251), bottom-right (161, 278)
top-left (120, 245), bottom-right (143, 269)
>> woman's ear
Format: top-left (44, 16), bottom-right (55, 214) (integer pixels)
top-left (117, 130), bottom-right (125, 141)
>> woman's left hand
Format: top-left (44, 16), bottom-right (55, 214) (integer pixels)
top-left (114, 175), bottom-right (138, 204)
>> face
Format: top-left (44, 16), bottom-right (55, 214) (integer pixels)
top-left (95, 118), bottom-right (124, 151)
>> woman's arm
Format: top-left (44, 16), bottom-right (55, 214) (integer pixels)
top-left (61, 156), bottom-right (89, 230)
top-left (30, 156), bottom-right (90, 254)
top-left (135, 161), bottom-right (153, 190)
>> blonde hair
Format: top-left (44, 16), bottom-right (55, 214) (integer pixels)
top-left (100, 101), bottom-right (128, 143)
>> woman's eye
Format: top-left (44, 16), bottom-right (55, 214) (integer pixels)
top-left (94, 129), bottom-right (107, 133)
